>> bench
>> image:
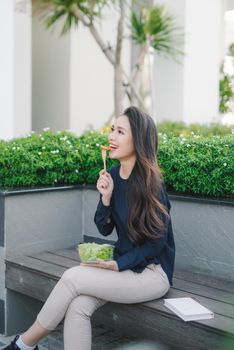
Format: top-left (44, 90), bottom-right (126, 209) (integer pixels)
top-left (5, 238), bottom-right (234, 350)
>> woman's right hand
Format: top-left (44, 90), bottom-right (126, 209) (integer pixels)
top-left (96, 170), bottom-right (114, 206)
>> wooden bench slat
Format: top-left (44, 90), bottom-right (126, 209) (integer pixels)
top-left (95, 303), bottom-right (234, 350)
top-left (48, 247), bottom-right (80, 260)
top-left (164, 287), bottom-right (234, 319)
top-left (174, 269), bottom-right (234, 294)
top-left (6, 265), bottom-right (58, 302)
top-left (173, 277), bottom-right (234, 306)
top-left (144, 298), bottom-right (234, 336)
top-left (5, 247), bottom-right (234, 341)
top-left (30, 251), bottom-right (80, 269)
top-left (6, 255), bottom-right (66, 279)
top-left (6, 262), bottom-right (234, 337)
top-left (7, 254), bottom-right (234, 320)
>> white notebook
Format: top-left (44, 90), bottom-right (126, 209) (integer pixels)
top-left (164, 297), bottom-right (214, 322)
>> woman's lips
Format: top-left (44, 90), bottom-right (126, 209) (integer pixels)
top-left (109, 144), bottom-right (118, 151)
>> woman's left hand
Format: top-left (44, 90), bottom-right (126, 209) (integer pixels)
top-left (80, 259), bottom-right (119, 272)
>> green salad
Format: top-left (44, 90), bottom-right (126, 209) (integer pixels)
top-left (78, 243), bottom-right (114, 262)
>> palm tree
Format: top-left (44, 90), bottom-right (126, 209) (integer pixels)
top-left (33, 0), bottom-right (184, 119)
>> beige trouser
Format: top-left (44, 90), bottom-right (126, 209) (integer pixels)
top-left (37, 264), bottom-right (170, 350)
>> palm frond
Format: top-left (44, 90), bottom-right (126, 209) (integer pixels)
top-left (144, 5), bottom-right (184, 61)
top-left (33, 0), bottom-right (111, 35)
top-left (45, 9), bottom-right (66, 28)
top-left (131, 10), bottom-right (146, 44)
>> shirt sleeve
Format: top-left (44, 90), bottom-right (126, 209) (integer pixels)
top-left (115, 183), bottom-right (171, 271)
top-left (115, 234), bottom-right (167, 271)
top-left (94, 196), bottom-right (115, 236)
top-left (161, 181), bottom-right (171, 210)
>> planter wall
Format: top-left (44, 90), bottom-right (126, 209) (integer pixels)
top-left (0, 186), bottom-right (233, 334)
top-left (0, 186), bottom-right (83, 334)
top-left (168, 194), bottom-right (234, 280)
top-left (83, 190), bottom-right (234, 280)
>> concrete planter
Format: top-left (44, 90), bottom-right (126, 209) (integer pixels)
top-left (0, 186), bottom-right (233, 334)
top-left (0, 185), bottom-right (84, 334)
top-left (168, 193), bottom-right (234, 281)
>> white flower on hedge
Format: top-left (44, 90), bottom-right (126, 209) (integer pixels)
top-left (223, 163), bottom-right (227, 166)
top-left (180, 141), bottom-right (184, 145)
top-left (75, 169), bottom-right (79, 173)
top-left (66, 140), bottom-right (71, 144)
top-left (51, 150), bottom-right (60, 154)
top-left (60, 136), bottom-right (68, 141)
top-left (12, 146), bottom-right (16, 150)
top-left (86, 144), bottom-right (89, 147)
top-left (42, 146), bottom-right (46, 149)
top-left (186, 144), bottom-right (191, 147)
top-left (38, 152), bottom-right (42, 155)
top-left (54, 179), bottom-right (57, 182)
top-left (96, 143), bottom-right (100, 147)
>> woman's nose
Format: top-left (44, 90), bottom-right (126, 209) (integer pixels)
top-left (108, 132), bottom-right (115, 142)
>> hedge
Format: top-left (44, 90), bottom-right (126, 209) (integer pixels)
top-left (157, 120), bottom-right (233, 137)
top-left (0, 129), bottom-right (233, 199)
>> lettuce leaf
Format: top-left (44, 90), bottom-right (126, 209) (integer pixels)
top-left (78, 243), bottom-right (114, 262)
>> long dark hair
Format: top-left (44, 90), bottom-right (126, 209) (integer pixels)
top-left (123, 106), bottom-right (170, 245)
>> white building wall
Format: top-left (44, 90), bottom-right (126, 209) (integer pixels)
top-left (153, 0), bottom-right (186, 122)
top-left (0, 1), bottom-right (14, 139)
top-left (14, 0), bottom-right (32, 136)
top-left (32, 15), bottom-right (71, 132)
top-left (153, 0), bottom-right (223, 124)
top-left (70, 24), bottom-right (114, 134)
top-left (70, 6), bottom-right (131, 135)
top-left (0, 0), bottom-right (31, 140)
top-left (225, 0), bottom-right (234, 51)
top-left (183, 0), bottom-right (221, 124)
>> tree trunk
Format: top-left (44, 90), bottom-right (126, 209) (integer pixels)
top-left (71, 3), bottom-right (144, 113)
top-left (114, 0), bottom-right (125, 117)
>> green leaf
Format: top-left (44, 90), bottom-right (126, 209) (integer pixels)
top-left (131, 10), bottom-right (146, 44)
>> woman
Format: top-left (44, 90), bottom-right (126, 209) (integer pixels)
top-left (4, 106), bottom-right (175, 350)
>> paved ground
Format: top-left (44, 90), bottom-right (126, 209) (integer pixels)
top-left (0, 322), bottom-right (169, 350)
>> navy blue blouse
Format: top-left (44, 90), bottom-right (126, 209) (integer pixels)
top-left (94, 166), bottom-right (175, 286)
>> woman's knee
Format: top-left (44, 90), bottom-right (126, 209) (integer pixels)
top-left (61, 266), bottom-right (82, 284)
top-left (66, 295), bottom-right (106, 319)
